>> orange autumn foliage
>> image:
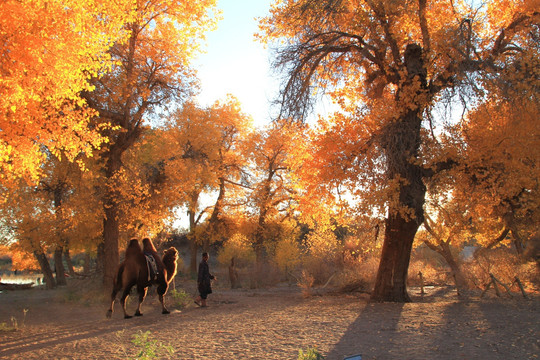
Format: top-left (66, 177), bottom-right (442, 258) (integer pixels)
top-left (9, 244), bottom-right (40, 272)
top-left (0, 0), bottom-right (135, 191)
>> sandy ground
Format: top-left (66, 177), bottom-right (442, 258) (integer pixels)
top-left (0, 279), bottom-right (539, 360)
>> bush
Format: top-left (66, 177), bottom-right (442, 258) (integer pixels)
top-left (131, 330), bottom-right (174, 359)
top-left (273, 236), bottom-right (302, 279)
top-left (169, 288), bottom-right (191, 309)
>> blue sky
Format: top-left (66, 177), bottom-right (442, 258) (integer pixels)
top-left (194, 0), bottom-right (278, 127)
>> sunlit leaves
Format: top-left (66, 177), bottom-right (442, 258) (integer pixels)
top-left (0, 0), bottom-right (135, 189)
top-left (164, 97), bottom-right (252, 210)
top-left (243, 119), bottom-right (306, 221)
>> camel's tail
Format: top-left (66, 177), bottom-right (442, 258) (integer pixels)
top-left (114, 263), bottom-right (125, 290)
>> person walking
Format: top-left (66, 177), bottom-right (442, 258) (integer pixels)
top-left (194, 252), bottom-right (215, 307)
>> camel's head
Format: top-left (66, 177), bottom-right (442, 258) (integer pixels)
top-left (163, 246), bottom-right (178, 261)
top-left (162, 247), bottom-right (179, 281)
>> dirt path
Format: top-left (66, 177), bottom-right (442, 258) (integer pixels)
top-left (0, 283), bottom-right (539, 359)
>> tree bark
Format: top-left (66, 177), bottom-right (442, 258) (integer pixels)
top-left (510, 228), bottom-right (525, 255)
top-left (34, 250), bottom-right (55, 289)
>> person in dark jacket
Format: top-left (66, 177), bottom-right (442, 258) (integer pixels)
top-left (194, 252), bottom-right (215, 307)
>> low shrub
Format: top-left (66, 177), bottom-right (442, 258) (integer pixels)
top-left (298, 347), bottom-right (325, 360)
top-left (131, 330), bottom-right (175, 360)
top-left (169, 288), bottom-right (191, 309)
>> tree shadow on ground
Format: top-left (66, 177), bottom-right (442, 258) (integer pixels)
top-left (326, 291), bottom-right (540, 360)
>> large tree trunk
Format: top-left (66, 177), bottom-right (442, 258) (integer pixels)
top-left (34, 250), bottom-right (56, 289)
top-left (371, 212), bottom-right (420, 302)
top-left (54, 246), bottom-right (67, 286)
top-left (370, 44), bottom-right (427, 303)
top-left (371, 112), bottom-right (425, 302)
top-left (101, 151), bottom-right (122, 289)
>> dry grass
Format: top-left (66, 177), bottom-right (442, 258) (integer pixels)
top-left (54, 276), bottom-right (108, 306)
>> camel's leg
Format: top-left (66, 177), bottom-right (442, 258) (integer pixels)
top-left (120, 283), bottom-right (135, 319)
top-left (157, 282), bottom-right (170, 314)
top-left (106, 283), bottom-right (122, 318)
top-left (159, 293), bottom-right (170, 314)
top-left (134, 285), bottom-right (147, 316)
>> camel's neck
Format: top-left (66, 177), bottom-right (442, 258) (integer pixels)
top-left (165, 261), bottom-right (177, 282)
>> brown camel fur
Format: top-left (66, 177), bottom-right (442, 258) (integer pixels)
top-left (106, 238), bottom-right (178, 319)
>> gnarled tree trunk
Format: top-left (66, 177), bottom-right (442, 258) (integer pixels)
top-left (102, 201), bottom-right (120, 289)
top-left (101, 150), bottom-right (122, 289)
top-left (64, 244), bottom-right (76, 277)
top-left (34, 250), bottom-right (55, 289)
top-left (54, 246), bottom-right (67, 286)
top-left (370, 44), bottom-right (427, 302)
